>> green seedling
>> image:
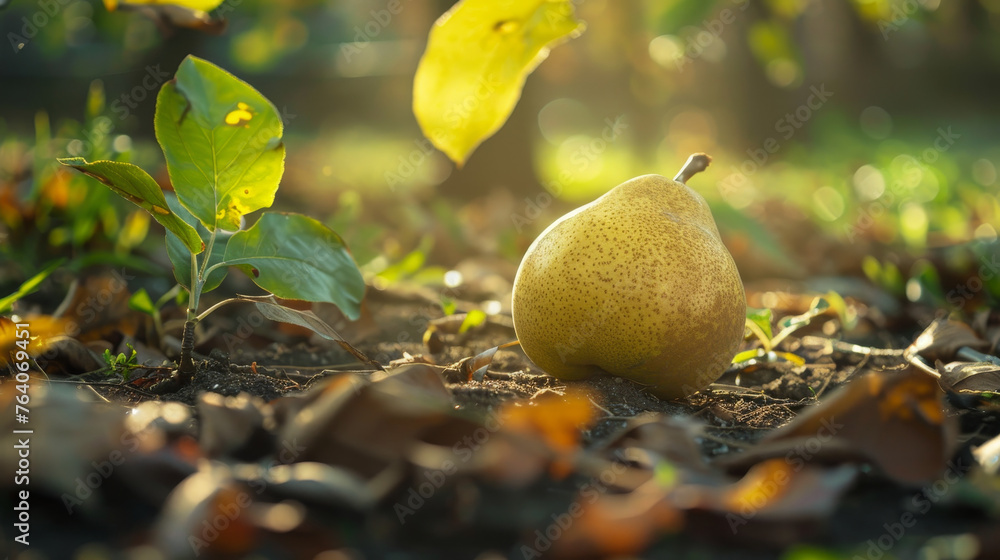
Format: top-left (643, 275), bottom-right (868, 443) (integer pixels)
top-left (0, 259), bottom-right (64, 314)
top-left (103, 343), bottom-right (139, 381)
top-left (736, 291), bottom-right (857, 365)
top-left (128, 285), bottom-right (186, 346)
top-left (60, 56), bottom-right (365, 390)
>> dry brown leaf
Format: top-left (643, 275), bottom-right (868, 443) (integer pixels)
top-left (55, 274), bottom-right (142, 343)
top-left (717, 367), bottom-right (957, 485)
top-left (155, 469), bottom-right (257, 558)
top-left (973, 432), bottom-right (1000, 476)
top-left (279, 365), bottom-right (471, 480)
top-left (906, 318), bottom-right (990, 363)
top-left (196, 392), bottom-right (272, 461)
top-left (936, 361), bottom-right (1000, 393)
top-left (501, 390), bottom-right (595, 480)
top-left (546, 479), bottom-right (682, 558)
top-left (682, 459), bottom-right (858, 546)
top-left (595, 413), bottom-right (709, 475)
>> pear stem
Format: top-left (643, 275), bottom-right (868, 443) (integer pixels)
top-left (674, 153), bottom-right (712, 184)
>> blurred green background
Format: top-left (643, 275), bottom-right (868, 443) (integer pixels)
top-left (2, 0), bottom-right (1000, 310)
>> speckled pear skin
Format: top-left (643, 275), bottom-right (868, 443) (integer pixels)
top-left (511, 174), bottom-right (746, 399)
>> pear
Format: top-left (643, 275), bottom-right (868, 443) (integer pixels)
top-left (511, 154), bottom-right (745, 399)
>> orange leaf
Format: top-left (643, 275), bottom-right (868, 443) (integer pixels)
top-left (0, 315), bottom-right (68, 366)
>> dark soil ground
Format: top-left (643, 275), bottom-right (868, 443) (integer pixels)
top-left (4, 282), bottom-right (1000, 560)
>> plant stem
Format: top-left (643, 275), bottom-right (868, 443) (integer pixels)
top-left (176, 251), bottom-right (202, 381)
top-left (199, 228), bottom-right (217, 279)
top-left (176, 319), bottom-right (197, 384)
top-left (196, 297), bottom-right (243, 322)
top-left (744, 318), bottom-right (772, 353)
top-left (674, 153), bottom-right (712, 184)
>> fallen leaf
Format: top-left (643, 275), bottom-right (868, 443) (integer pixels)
top-left (413, 0), bottom-right (584, 166)
top-left (196, 392), bottom-right (273, 461)
top-left (594, 413), bottom-right (709, 475)
top-left (936, 361), bottom-right (1000, 393)
top-left (243, 295), bottom-right (382, 370)
top-left (0, 315), bottom-right (69, 367)
top-left (716, 367), bottom-right (957, 485)
top-left (104, 0), bottom-right (227, 33)
top-left (906, 318), bottom-right (989, 363)
top-left (500, 389), bottom-right (594, 479)
top-left (546, 479), bottom-right (682, 558)
top-left (973, 432), bottom-right (1000, 476)
top-left (155, 467), bottom-right (257, 558)
top-left (55, 274), bottom-right (142, 343)
top-left (682, 460), bottom-right (858, 547)
top-left (279, 365), bottom-right (468, 480)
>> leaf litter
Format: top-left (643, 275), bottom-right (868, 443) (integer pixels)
top-left (4, 274), bottom-right (1000, 558)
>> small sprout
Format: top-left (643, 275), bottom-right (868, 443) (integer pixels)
top-left (737, 293), bottom-right (854, 365)
top-left (103, 343), bottom-right (139, 381)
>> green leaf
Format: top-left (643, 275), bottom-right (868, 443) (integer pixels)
top-left (243, 295), bottom-right (380, 369)
top-left (128, 288), bottom-right (157, 316)
top-left (440, 296), bottom-right (457, 316)
top-left (823, 291), bottom-right (858, 331)
top-left (459, 309), bottom-right (487, 334)
top-left (413, 0), bottom-right (584, 166)
top-left (164, 192), bottom-right (230, 292)
top-left (222, 213), bottom-right (365, 319)
top-left (778, 297), bottom-right (829, 330)
top-left (57, 157), bottom-right (203, 254)
top-left (155, 55), bottom-right (285, 232)
top-left (746, 307), bottom-right (773, 341)
top-left (710, 204), bottom-right (798, 273)
top-left (768, 297), bottom-right (832, 349)
top-left (0, 259), bottom-right (64, 314)
top-left (732, 348), bottom-right (765, 364)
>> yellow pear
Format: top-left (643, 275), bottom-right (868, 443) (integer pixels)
top-left (511, 154), bottom-right (745, 399)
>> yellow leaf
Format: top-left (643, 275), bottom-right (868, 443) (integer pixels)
top-left (0, 316), bottom-right (68, 367)
top-left (413, 0), bottom-right (584, 167)
top-left (109, 0), bottom-right (224, 12)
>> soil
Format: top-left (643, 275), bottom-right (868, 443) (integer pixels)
top-left (7, 284), bottom-right (1000, 560)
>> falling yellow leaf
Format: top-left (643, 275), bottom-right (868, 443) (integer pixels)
top-left (413, 0), bottom-right (584, 167)
top-left (104, 0), bottom-right (225, 12)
